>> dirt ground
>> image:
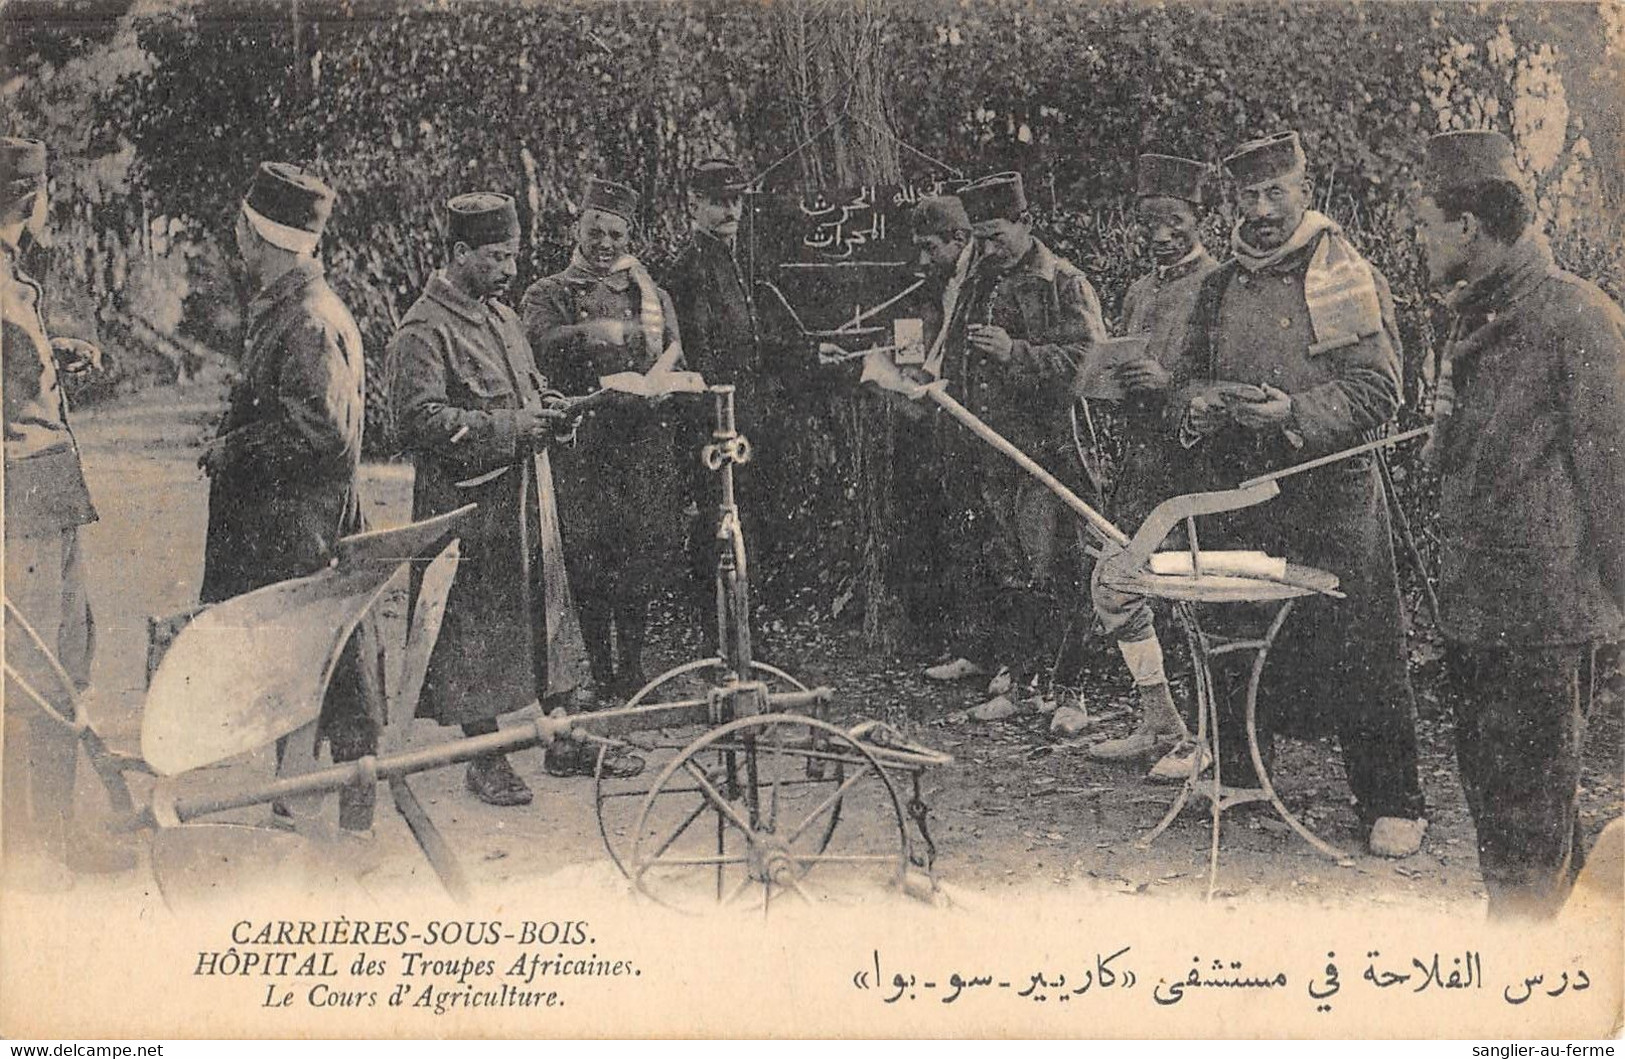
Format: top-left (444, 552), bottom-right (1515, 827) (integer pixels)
top-left (57, 380), bottom-right (1625, 912)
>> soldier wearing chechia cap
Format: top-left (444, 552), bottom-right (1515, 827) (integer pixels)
top-left (1086, 153), bottom-right (1220, 779)
top-left (390, 191), bottom-right (642, 808)
top-left (1414, 130), bottom-right (1625, 917)
top-left (1167, 131), bottom-right (1426, 857)
top-left (922, 172), bottom-right (1107, 705)
top-left (2, 136), bottom-right (133, 884)
top-left (523, 177), bottom-right (683, 710)
top-left (886, 194), bottom-right (974, 652)
top-left (199, 161), bottom-right (385, 832)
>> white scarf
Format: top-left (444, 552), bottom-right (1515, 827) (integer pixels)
top-left (570, 247), bottom-right (665, 360)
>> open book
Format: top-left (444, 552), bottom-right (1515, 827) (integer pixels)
top-left (1072, 334), bottom-right (1150, 401)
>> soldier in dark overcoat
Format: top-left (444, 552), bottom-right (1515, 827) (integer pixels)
top-left (1416, 131), bottom-right (1625, 915)
top-left (1168, 132), bottom-right (1426, 856)
top-left (522, 178), bottom-right (682, 701)
top-left (200, 161), bottom-right (383, 831)
top-left (390, 193), bottom-right (622, 806)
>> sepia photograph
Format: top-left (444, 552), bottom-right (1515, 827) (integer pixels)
top-left (0, 0), bottom-right (1621, 1041)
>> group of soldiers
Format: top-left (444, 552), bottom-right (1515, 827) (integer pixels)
top-left (2, 122), bottom-right (1621, 919)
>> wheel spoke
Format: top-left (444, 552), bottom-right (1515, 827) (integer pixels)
top-left (644, 855), bottom-right (749, 867)
top-left (786, 763), bottom-right (875, 843)
top-left (646, 796), bottom-right (713, 862)
top-left (721, 872), bottom-right (756, 906)
top-left (683, 760), bottom-right (757, 838)
top-left (782, 873), bottom-right (816, 905)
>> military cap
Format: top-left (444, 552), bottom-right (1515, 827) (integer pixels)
top-left (447, 192), bottom-right (520, 248)
top-left (1, 137), bottom-right (48, 211)
top-left (691, 158), bottom-right (747, 198)
top-left (959, 172), bottom-right (1027, 223)
top-left (1223, 132), bottom-right (1307, 187)
top-left (1137, 153), bottom-right (1209, 205)
top-left (1423, 130), bottom-right (1525, 193)
top-left (242, 162), bottom-right (335, 253)
top-left (911, 195), bottom-right (971, 237)
top-left (581, 177), bottom-right (639, 225)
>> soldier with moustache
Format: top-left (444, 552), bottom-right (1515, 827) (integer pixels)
top-left (390, 192), bottom-right (640, 808)
top-left (1168, 132), bottom-right (1426, 857)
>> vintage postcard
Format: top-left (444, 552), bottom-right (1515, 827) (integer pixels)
top-left (1, 0), bottom-right (1620, 1041)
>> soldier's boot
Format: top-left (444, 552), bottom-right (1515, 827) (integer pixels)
top-left (1088, 681), bottom-right (1188, 761)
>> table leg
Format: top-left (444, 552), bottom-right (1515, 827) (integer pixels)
top-left (1243, 600), bottom-right (1354, 866)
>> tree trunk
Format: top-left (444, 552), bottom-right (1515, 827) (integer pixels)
top-left (772, 0), bottom-right (905, 650)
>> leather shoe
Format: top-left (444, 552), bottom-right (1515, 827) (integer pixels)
top-left (545, 738), bottom-right (645, 779)
top-left (465, 755), bottom-right (533, 807)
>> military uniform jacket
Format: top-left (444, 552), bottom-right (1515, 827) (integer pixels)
top-left (939, 238), bottom-right (1106, 474)
top-left (1434, 236), bottom-right (1625, 648)
top-left (389, 273), bottom-right (556, 725)
top-left (521, 260), bottom-right (683, 579)
top-left (200, 257), bottom-right (364, 603)
top-left (1171, 233), bottom-right (1409, 733)
top-left (2, 242), bottom-right (96, 539)
top-left (1113, 247), bottom-right (1219, 528)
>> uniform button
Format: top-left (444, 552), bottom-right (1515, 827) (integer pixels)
top-left (1278, 317), bottom-right (1292, 329)
top-left (578, 309), bottom-right (588, 319)
top-left (623, 309), bottom-right (633, 319)
top-left (1237, 275), bottom-right (1249, 286)
top-left (1282, 275), bottom-right (1292, 285)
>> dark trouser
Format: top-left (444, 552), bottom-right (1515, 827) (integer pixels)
top-left (1445, 642), bottom-right (1596, 919)
top-left (938, 457), bottom-right (1083, 682)
top-left (1209, 601), bottom-right (1426, 825)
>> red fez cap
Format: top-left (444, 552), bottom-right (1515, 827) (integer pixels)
top-left (1223, 132), bottom-right (1306, 187)
top-left (1423, 130), bottom-right (1525, 193)
top-left (582, 178), bottom-right (639, 225)
top-left (911, 195), bottom-right (972, 236)
top-left (691, 158), bottom-right (747, 198)
top-left (447, 192), bottom-right (520, 248)
top-left (244, 162), bottom-right (334, 239)
top-left (1137, 154), bottom-right (1209, 205)
top-left (959, 172), bottom-right (1027, 223)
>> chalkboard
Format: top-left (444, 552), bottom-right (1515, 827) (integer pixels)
top-left (743, 181), bottom-right (967, 349)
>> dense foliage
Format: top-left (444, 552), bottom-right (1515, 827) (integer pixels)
top-left (4, 0), bottom-right (1620, 633)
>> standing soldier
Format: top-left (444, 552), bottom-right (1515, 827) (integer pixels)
top-left (2, 137), bottom-right (132, 882)
top-left (926, 172), bottom-right (1107, 706)
top-left (1169, 132), bottom-right (1426, 856)
top-left (1415, 130), bottom-right (1624, 916)
top-left (390, 192), bottom-right (641, 807)
top-left (522, 178), bottom-right (683, 701)
top-left (199, 161), bottom-right (383, 833)
top-left (894, 195), bottom-right (974, 658)
top-left (1087, 154), bottom-right (1219, 775)
top-left (664, 159), bottom-right (791, 657)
